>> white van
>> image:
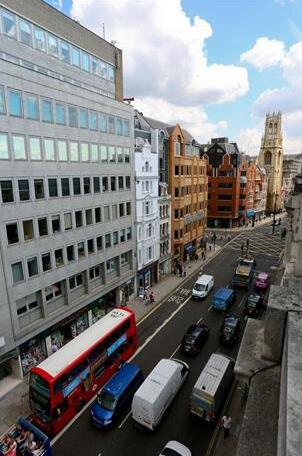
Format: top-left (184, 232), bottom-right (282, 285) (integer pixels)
top-left (131, 358), bottom-right (189, 430)
top-left (192, 274), bottom-right (214, 299)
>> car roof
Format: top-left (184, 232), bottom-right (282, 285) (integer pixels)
top-left (257, 271), bottom-right (269, 278)
top-left (102, 363), bottom-right (141, 397)
top-left (215, 288), bottom-right (233, 299)
top-left (248, 293), bottom-right (260, 302)
top-left (196, 274), bottom-right (213, 284)
top-left (162, 441), bottom-right (192, 456)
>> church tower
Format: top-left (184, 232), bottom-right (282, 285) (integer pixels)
top-left (257, 112), bottom-right (283, 213)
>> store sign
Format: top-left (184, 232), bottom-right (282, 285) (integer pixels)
top-left (107, 335), bottom-right (126, 356)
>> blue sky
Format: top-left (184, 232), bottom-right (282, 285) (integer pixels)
top-left (46, 0), bottom-right (302, 154)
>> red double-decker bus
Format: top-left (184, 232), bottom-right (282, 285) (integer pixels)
top-left (29, 308), bottom-right (138, 435)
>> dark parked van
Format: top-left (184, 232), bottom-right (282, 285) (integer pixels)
top-left (90, 363), bottom-right (144, 428)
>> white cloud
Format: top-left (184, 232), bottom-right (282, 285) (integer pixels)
top-left (240, 37), bottom-right (285, 70)
top-left (71, 0), bottom-right (248, 107)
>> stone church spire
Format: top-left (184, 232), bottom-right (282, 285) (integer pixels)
top-left (258, 112), bottom-right (283, 213)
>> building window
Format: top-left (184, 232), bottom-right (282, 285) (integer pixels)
top-left (48, 178), bottom-right (58, 197)
top-left (25, 94), bottom-right (39, 120)
top-left (89, 266), bottom-right (100, 280)
top-left (112, 231), bottom-right (119, 245)
top-left (125, 176), bottom-right (131, 190)
top-left (145, 201), bottom-right (150, 215)
top-left (106, 257), bottom-right (118, 272)
top-left (64, 212), bottom-right (72, 231)
top-left (45, 282), bottom-right (62, 301)
top-left (91, 144), bottom-right (98, 162)
top-left (127, 227), bottom-right (132, 240)
top-left (83, 177), bottom-right (91, 194)
top-left (55, 103), bottom-right (66, 125)
top-left (29, 137), bottom-right (41, 160)
top-left (119, 203), bottom-right (125, 217)
top-left (91, 57), bottom-right (98, 75)
top-left (55, 248), bottom-right (64, 267)
top-left (108, 116), bottom-right (115, 134)
top-left (42, 253), bottom-right (52, 272)
top-left (87, 238), bottom-right (94, 254)
top-left (104, 205), bottom-right (110, 221)
top-left (60, 41), bottom-right (70, 63)
top-left (68, 105), bottom-right (78, 128)
top-left (6, 223), bottom-right (19, 244)
top-left (89, 111), bottom-right (98, 130)
top-left (38, 218), bottom-right (48, 236)
top-left (116, 118), bottom-right (123, 135)
top-left (147, 246), bottom-right (153, 261)
top-left (99, 113), bottom-right (107, 133)
top-left (0, 133), bottom-right (9, 159)
top-left (265, 151), bottom-right (272, 165)
top-left (2, 11), bottom-right (16, 38)
top-left (117, 147), bottom-right (123, 163)
top-left (75, 210), bottom-right (83, 227)
top-left (96, 236), bottom-right (103, 251)
top-left (120, 229), bottom-right (126, 243)
top-left (73, 177), bottom-right (81, 195)
top-left (48, 34), bottom-right (59, 57)
top-left (27, 257), bottom-right (38, 277)
top-left (41, 99), bottom-right (53, 123)
top-left (79, 108), bottom-right (88, 128)
top-left (93, 177), bottom-right (100, 193)
top-left (77, 242), bottom-right (85, 258)
top-left (95, 207), bottom-right (101, 223)
top-left (126, 202), bottom-right (131, 216)
top-left (70, 141), bottom-right (79, 161)
top-left (12, 262), bottom-right (24, 283)
top-left (1, 180), bottom-right (14, 203)
top-left (23, 220), bottom-right (34, 241)
top-left (124, 147), bottom-right (130, 163)
top-left (118, 176), bottom-right (124, 190)
top-left (44, 138), bottom-right (55, 161)
top-left (174, 141), bottom-right (181, 155)
top-left (69, 274), bottom-right (83, 290)
top-left (148, 223), bottom-right (152, 238)
top-left (121, 252), bottom-right (130, 265)
top-left (34, 27), bottom-right (46, 51)
top-left (82, 52), bottom-right (90, 71)
top-left (19, 18), bottom-right (32, 45)
top-left (108, 146), bottom-right (116, 163)
top-left (112, 204), bottom-right (118, 220)
top-left (61, 178), bottom-right (70, 196)
top-left (12, 135), bottom-right (26, 160)
top-left (8, 90), bottom-right (22, 117)
top-left (18, 179), bottom-right (30, 201)
top-left (111, 176), bottom-right (116, 191)
top-left (51, 215), bottom-right (61, 233)
top-left (66, 245), bottom-right (74, 262)
top-left (100, 145), bottom-right (108, 163)
top-left (123, 120), bottom-right (130, 137)
top-left (86, 209), bottom-right (93, 225)
top-left (102, 177), bottom-right (108, 192)
top-left (80, 143), bottom-right (89, 162)
top-left (71, 47), bottom-right (80, 67)
top-left (0, 86), bottom-right (5, 114)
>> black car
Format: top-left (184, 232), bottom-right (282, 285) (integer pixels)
top-left (181, 321), bottom-right (209, 355)
top-left (219, 315), bottom-right (240, 345)
top-left (244, 293), bottom-right (263, 318)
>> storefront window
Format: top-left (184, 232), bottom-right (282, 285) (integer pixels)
top-left (20, 339), bottom-right (46, 375)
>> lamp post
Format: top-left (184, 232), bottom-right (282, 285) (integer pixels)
top-left (272, 193), bottom-right (279, 234)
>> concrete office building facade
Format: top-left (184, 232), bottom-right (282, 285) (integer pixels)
top-left (0, 0), bottom-right (135, 385)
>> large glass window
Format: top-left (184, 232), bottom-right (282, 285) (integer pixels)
top-left (8, 90), bottom-right (22, 117)
top-left (0, 86), bottom-right (5, 114)
top-left (86, 209), bottom-right (93, 225)
top-left (34, 179), bottom-right (44, 199)
top-left (28, 257), bottom-right (38, 277)
top-left (91, 144), bottom-right (98, 162)
top-left (51, 215), bottom-right (61, 233)
top-left (55, 103), bottom-right (66, 125)
top-left (0, 133), bottom-right (9, 159)
top-left (89, 111), bottom-right (98, 131)
top-left (81, 52), bottom-right (90, 72)
top-left (19, 19), bottom-right (32, 46)
top-left (116, 119), bottom-right (123, 136)
top-left (108, 116), bottom-right (115, 134)
top-left (41, 99), bottom-right (53, 123)
top-left (60, 41), bottom-right (70, 63)
top-left (80, 143), bottom-right (89, 162)
top-left (42, 253), bottom-right (51, 272)
top-left (1, 180), bottom-right (14, 203)
top-left (48, 34), bottom-right (59, 57)
top-left (91, 57), bottom-right (98, 75)
top-left (117, 147), bottom-right (123, 163)
top-left (18, 179), bottom-right (30, 201)
top-left (123, 120), bottom-right (130, 137)
top-left (23, 220), bottom-right (34, 240)
top-left (93, 177), bottom-right (100, 193)
top-left (99, 61), bottom-right (107, 79)
top-left (44, 139), bottom-right (55, 161)
top-left (12, 135), bottom-right (26, 160)
top-left (25, 94), bottom-right (39, 120)
top-left (38, 217), bottom-right (48, 236)
top-left (68, 105), bottom-right (78, 128)
top-left (108, 65), bottom-right (115, 82)
top-left (34, 27), bottom-right (46, 51)
top-left (61, 178), bottom-right (70, 196)
top-left (2, 11), bottom-right (16, 38)
top-left (124, 147), bottom-right (130, 163)
top-left (99, 113), bottom-right (107, 132)
top-left (57, 140), bottom-right (68, 161)
top-left (79, 109), bottom-right (88, 129)
top-left (83, 177), bottom-right (91, 194)
top-left (95, 207), bottom-right (101, 222)
top-left (48, 178), bottom-right (58, 197)
top-left (6, 223), bottom-right (19, 245)
top-left (29, 137), bottom-right (41, 160)
top-left (73, 177), bottom-right (81, 195)
top-left (12, 262), bottom-right (24, 283)
top-left (100, 145), bottom-right (108, 163)
top-left (75, 210), bottom-right (83, 227)
top-left (102, 177), bottom-right (108, 192)
top-left (71, 47), bottom-right (80, 67)
top-left (64, 213), bottom-right (72, 230)
top-left (70, 142), bottom-right (79, 161)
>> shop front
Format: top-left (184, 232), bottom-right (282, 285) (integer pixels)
top-left (184, 243), bottom-right (196, 261)
top-left (137, 263), bottom-right (158, 293)
top-left (119, 278), bottom-right (135, 306)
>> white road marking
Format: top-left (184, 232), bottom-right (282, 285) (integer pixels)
top-left (238, 295), bottom-right (246, 308)
top-left (207, 304), bottom-right (212, 312)
top-left (118, 410), bottom-right (132, 429)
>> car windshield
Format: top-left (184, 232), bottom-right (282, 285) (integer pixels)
top-left (194, 283), bottom-right (206, 291)
top-left (185, 336), bottom-right (195, 345)
top-left (257, 277), bottom-right (266, 283)
top-left (98, 391), bottom-right (117, 411)
top-left (161, 448), bottom-right (182, 456)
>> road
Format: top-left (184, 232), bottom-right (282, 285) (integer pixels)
top-left (52, 223), bottom-right (285, 456)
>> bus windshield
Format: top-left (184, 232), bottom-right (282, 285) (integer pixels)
top-left (98, 390), bottom-right (117, 411)
top-left (30, 374), bottom-right (51, 423)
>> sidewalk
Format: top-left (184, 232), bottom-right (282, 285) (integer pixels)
top-left (206, 213), bottom-right (285, 235)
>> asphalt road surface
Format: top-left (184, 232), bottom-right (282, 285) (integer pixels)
top-left (52, 223), bottom-right (285, 456)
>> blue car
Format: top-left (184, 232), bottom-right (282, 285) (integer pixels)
top-left (212, 288), bottom-right (236, 311)
top-left (90, 363), bottom-right (144, 428)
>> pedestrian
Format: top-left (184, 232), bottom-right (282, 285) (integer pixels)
top-left (209, 244), bottom-right (212, 252)
top-left (183, 266), bottom-right (187, 277)
top-left (241, 244), bottom-right (244, 256)
top-left (201, 250), bottom-right (205, 261)
top-left (143, 289), bottom-right (148, 302)
top-left (51, 337), bottom-right (59, 353)
top-left (222, 415), bottom-right (232, 439)
top-left (178, 264), bottom-right (183, 276)
top-left (149, 291), bottom-right (155, 305)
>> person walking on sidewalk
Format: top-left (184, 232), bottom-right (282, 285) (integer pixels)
top-left (222, 415), bottom-right (232, 439)
top-left (149, 291), bottom-right (155, 305)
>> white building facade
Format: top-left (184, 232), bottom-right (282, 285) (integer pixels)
top-left (134, 115), bottom-right (160, 291)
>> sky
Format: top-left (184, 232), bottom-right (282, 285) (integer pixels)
top-left (46, 0), bottom-right (302, 156)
